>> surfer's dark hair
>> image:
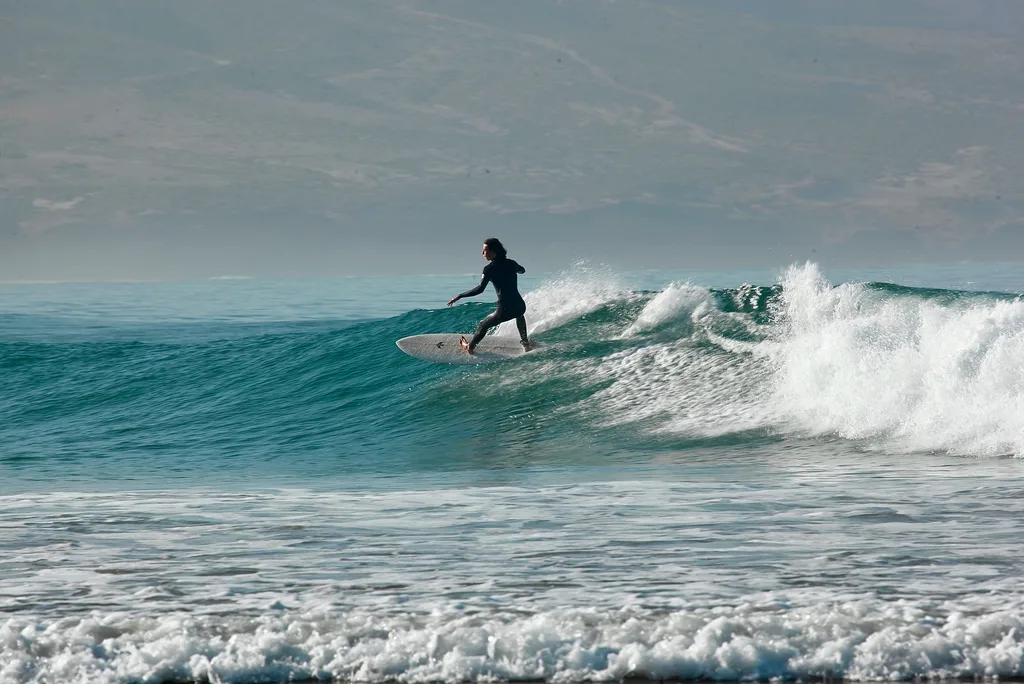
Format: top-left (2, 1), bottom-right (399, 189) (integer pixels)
top-left (484, 237), bottom-right (507, 259)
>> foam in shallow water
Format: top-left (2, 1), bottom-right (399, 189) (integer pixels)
top-left (4, 599), bottom-right (1024, 683)
top-left (3, 468), bottom-right (1024, 682)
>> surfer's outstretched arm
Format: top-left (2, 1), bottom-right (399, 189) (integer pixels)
top-left (511, 260), bottom-right (526, 275)
top-left (447, 273), bottom-right (490, 306)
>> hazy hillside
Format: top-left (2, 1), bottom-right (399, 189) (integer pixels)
top-left (2, 1), bottom-right (1023, 279)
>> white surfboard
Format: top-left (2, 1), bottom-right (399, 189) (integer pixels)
top-left (396, 334), bottom-right (536, 365)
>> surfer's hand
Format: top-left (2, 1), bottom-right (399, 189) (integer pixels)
top-left (447, 296), bottom-right (460, 307)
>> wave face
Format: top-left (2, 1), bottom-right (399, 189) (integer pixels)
top-left (5, 262), bottom-right (1021, 483)
top-left (3, 263), bottom-right (1024, 683)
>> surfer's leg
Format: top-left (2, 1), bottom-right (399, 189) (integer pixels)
top-left (515, 315), bottom-right (531, 349)
top-left (468, 310), bottom-right (503, 350)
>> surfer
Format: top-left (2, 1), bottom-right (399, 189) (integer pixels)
top-left (447, 238), bottom-right (533, 354)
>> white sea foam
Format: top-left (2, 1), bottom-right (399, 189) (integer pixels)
top-left (621, 282), bottom-right (712, 337)
top-left (577, 262), bottom-right (1024, 457)
top-left (494, 262), bottom-right (633, 338)
top-left (585, 343), bottom-right (773, 437)
top-left (3, 461), bottom-right (1024, 683)
top-left (4, 599), bottom-right (1024, 683)
top-left (771, 263), bottom-right (1024, 456)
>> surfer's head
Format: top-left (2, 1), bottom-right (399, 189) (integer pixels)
top-left (482, 237), bottom-right (507, 260)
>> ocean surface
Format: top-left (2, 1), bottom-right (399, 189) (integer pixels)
top-left (3, 261), bottom-right (1024, 684)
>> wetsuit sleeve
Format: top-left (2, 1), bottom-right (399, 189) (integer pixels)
top-left (511, 260), bottom-right (526, 274)
top-left (458, 268), bottom-right (491, 299)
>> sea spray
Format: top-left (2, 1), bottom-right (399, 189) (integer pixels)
top-left (771, 263), bottom-right (1024, 455)
top-left (566, 262), bottom-right (1024, 456)
top-left (493, 262), bottom-right (634, 338)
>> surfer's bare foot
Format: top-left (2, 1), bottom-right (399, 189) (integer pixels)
top-left (521, 339), bottom-right (534, 351)
top-left (459, 336), bottom-right (474, 354)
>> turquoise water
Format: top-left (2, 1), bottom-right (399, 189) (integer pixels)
top-left (3, 262), bottom-right (1024, 683)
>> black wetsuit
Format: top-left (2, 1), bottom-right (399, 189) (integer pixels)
top-left (458, 257), bottom-right (529, 349)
